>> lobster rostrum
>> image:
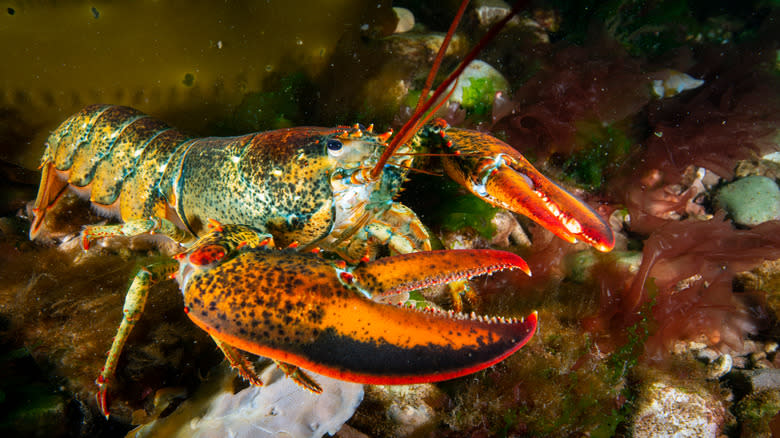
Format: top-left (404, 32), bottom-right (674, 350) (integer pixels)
top-left (27, 0), bottom-right (613, 418)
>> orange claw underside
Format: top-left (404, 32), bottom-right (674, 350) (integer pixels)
top-left (182, 248), bottom-right (536, 385)
top-left (441, 128), bottom-right (615, 252)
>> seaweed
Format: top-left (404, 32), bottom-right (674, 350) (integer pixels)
top-left (562, 121), bottom-right (635, 190)
top-left (228, 72), bottom-right (317, 132)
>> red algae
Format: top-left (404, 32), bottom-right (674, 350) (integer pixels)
top-left (643, 49), bottom-right (780, 184)
top-left (493, 43), bottom-right (651, 158)
top-left (587, 215), bottom-right (780, 359)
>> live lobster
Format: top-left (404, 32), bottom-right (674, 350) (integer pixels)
top-left (28, 0), bottom-right (614, 418)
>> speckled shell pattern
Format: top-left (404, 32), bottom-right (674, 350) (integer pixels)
top-left (37, 104), bottom-right (345, 245)
top-left (182, 226), bottom-right (537, 384)
top-left (173, 127), bottom-right (340, 244)
top-left (42, 104), bottom-right (190, 220)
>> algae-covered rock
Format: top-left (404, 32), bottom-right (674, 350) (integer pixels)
top-left (351, 383), bottom-right (445, 438)
top-left (733, 387), bottom-right (780, 437)
top-left (564, 249), bottom-right (642, 283)
top-left (447, 60), bottom-right (509, 118)
top-left (716, 175), bottom-right (780, 226)
top-left (631, 373), bottom-right (732, 437)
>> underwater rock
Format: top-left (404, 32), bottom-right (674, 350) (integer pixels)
top-left (130, 363), bottom-right (363, 438)
top-left (716, 175), bottom-right (780, 226)
top-left (631, 375), bottom-right (731, 437)
top-left (473, 0), bottom-right (512, 26)
top-left (766, 151), bottom-right (780, 164)
top-left (734, 388), bottom-right (780, 437)
top-left (350, 384), bottom-right (444, 438)
top-left (564, 249), bottom-right (641, 283)
top-left (392, 7), bottom-right (415, 34)
top-left (444, 60), bottom-right (509, 119)
top-left (471, 0), bottom-right (551, 43)
top-left (734, 369), bottom-right (780, 393)
top-left (489, 210), bottom-right (531, 247)
top-left (737, 258), bottom-right (780, 321)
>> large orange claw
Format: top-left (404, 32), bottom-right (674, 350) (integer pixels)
top-left (178, 228), bottom-right (536, 385)
top-left (440, 127), bottom-right (615, 252)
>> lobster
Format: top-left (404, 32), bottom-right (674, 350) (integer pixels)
top-left (28, 0), bottom-right (614, 419)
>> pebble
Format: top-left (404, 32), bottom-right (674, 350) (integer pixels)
top-left (716, 175), bottom-right (780, 226)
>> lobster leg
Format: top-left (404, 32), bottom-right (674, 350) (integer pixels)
top-left (210, 336), bottom-right (263, 387)
top-left (215, 332), bottom-right (323, 394)
top-left (82, 217), bottom-right (194, 249)
top-left (96, 260), bottom-right (178, 418)
top-left (366, 203), bottom-right (433, 255)
top-left (275, 361), bottom-right (323, 394)
top-left (361, 203), bottom-right (482, 311)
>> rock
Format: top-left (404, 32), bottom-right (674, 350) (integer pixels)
top-left (473, 0), bottom-right (515, 27)
top-left (129, 363), bottom-right (364, 438)
top-left (734, 388), bottom-right (780, 436)
top-left (489, 210), bottom-right (531, 247)
top-left (731, 369), bottom-right (780, 393)
top-left (716, 175), bottom-right (780, 226)
top-left (445, 60), bottom-right (509, 118)
top-left (351, 384), bottom-right (445, 437)
top-left (564, 250), bottom-right (641, 283)
top-left (392, 7), bottom-right (414, 34)
top-left (631, 375), bottom-right (731, 437)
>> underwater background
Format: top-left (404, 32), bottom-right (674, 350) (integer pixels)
top-left (1, 0), bottom-right (780, 436)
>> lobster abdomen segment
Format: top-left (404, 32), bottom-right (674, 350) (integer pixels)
top-left (182, 248), bottom-right (536, 384)
top-left (30, 104), bottom-right (188, 238)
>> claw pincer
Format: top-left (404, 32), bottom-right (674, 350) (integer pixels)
top-left (178, 225), bottom-right (536, 386)
top-left (429, 123), bottom-right (615, 252)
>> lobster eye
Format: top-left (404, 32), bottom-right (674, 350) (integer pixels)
top-left (327, 139), bottom-right (343, 152)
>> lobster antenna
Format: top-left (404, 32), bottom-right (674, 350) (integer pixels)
top-left (386, 161), bottom-right (443, 177)
top-left (369, 0), bottom-right (529, 180)
top-left (414, 0), bottom-right (470, 111)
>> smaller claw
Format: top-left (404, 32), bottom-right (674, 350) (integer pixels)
top-left (440, 128), bottom-right (615, 252)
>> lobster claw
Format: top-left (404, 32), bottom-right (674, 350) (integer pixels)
top-left (179, 225), bottom-right (536, 385)
top-left (439, 127), bottom-right (615, 252)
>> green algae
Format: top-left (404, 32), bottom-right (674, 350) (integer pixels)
top-left (441, 313), bottom-right (632, 436)
top-left (438, 194), bottom-right (500, 239)
top-left (436, 272), bottom-right (661, 436)
top-left (399, 175), bottom-right (500, 241)
top-left (563, 121), bottom-right (635, 190)
top-left (226, 72), bottom-right (317, 133)
top-left (461, 77), bottom-right (499, 118)
top-left (735, 390), bottom-right (780, 436)
top-left (0, 344), bottom-right (68, 436)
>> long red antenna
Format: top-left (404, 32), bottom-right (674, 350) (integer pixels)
top-left (415, 0), bottom-right (470, 111)
top-left (369, 0), bottom-right (529, 180)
